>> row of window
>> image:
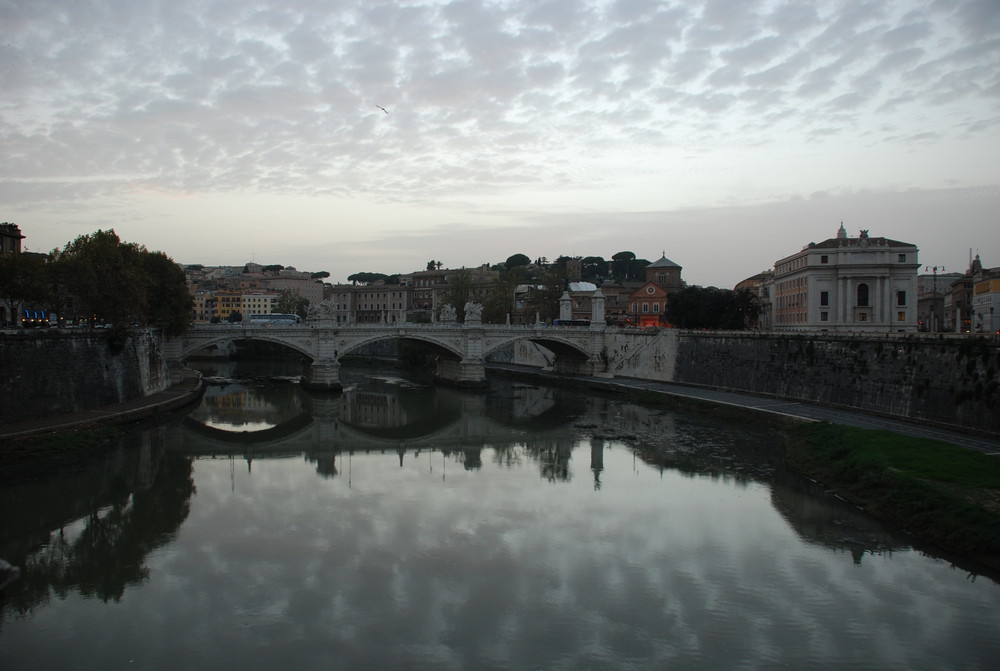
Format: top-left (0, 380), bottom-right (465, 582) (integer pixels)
top-left (629, 303), bottom-right (661, 313)
top-left (816, 287), bottom-right (907, 307)
top-left (817, 311), bottom-right (907, 322)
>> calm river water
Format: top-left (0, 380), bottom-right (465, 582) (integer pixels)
top-left (2, 360), bottom-right (999, 670)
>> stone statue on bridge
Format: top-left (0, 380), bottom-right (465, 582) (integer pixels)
top-left (440, 304), bottom-right (457, 322)
top-left (307, 300), bottom-right (337, 322)
top-left (464, 301), bottom-right (483, 323)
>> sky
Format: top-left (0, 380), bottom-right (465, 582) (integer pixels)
top-left (2, 0), bottom-right (998, 288)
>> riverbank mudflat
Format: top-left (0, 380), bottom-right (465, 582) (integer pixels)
top-left (784, 423), bottom-right (1000, 572)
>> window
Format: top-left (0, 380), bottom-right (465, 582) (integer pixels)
top-left (653, 304), bottom-right (659, 313)
top-left (820, 255), bottom-right (828, 264)
top-left (820, 291), bottom-right (829, 307)
top-left (897, 290), bottom-right (906, 306)
top-left (857, 283), bottom-right (869, 307)
top-left (898, 254), bottom-right (906, 262)
top-left (642, 303), bottom-right (649, 313)
top-left (820, 312), bottom-right (829, 321)
top-left (897, 311), bottom-right (906, 322)
top-left (858, 312), bottom-right (868, 322)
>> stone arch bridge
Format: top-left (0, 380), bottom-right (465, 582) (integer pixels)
top-left (165, 319), bottom-right (611, 391)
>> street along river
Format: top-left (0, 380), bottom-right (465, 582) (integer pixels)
top-left (1, 360), bottom-right (999, 670)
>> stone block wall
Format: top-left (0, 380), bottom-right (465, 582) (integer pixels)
top-left (669, 333), bottom-right (998, 434)
top-left (505, 330), bottom-right (999, 436)
top-left (0, 329), bottom-right (170, 424)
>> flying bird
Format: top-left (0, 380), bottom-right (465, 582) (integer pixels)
top-left (376, 105), bottom-right (389, 115)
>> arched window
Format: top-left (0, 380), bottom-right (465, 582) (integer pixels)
top-left (857, 283), bottom-right (870, 307)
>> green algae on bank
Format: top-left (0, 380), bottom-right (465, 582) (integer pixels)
top-left (785, 422), bottom-right (1000, 570)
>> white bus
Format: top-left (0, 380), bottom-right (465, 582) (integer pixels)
top-left (247, 313), bottom-right (300, 326)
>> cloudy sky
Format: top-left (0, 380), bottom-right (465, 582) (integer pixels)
top-left (2, 0), bottom-right (998, 287)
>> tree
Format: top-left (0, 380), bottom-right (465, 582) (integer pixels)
top-left (262, 264), bottom-right (284, 275)
top-left (51, 229), bottom-right (191, 334)
top-left (525, 266), bottom-right (566, 322)
top-left (0, 251), bottom-right (51, 326)
top-left (310, 271), bottom-right (330, 280)
top-left (347, 272), bottom-right (390, 285)
top-left (665, 286), bottom-right (760, 330)
top-left (275, 289), bottom-right (309, 319)
top-left (440, 268), bottom-right (474, 321)
top-left (141, 251), bottom-right (193, 335)
top-left (52, 230), bottom-right (146, 327)
top-left (505, 253), bottom-right (531, 268)
top-left (581, 256), bottom-right (607, 280)
top-left (611, 251), bottom-right (635, 280)
top-left (426, 260), bottom-right (437, 271)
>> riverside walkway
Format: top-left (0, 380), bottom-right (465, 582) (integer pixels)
top-left (2, 366), bottom-right (998, 455)
top-left (0, 372), bottom-right (204, 441)
top-left (488, 363), bottom-right (1000, 456)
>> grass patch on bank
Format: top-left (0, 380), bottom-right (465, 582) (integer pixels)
top-left (786, 422), bottom-right (1000, 568)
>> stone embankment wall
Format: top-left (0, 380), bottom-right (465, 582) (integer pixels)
top-left (0, 329), bottom-right (170, 424)
top-left (508, 330), bottom-right (1000, 436)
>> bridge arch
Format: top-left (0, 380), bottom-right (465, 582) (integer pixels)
top-left (177, 333), bottom-right (316, 363)
top-left (337, 332), bottom-right (464, 361)
top-left (482, 334), bottom-right (592, 361)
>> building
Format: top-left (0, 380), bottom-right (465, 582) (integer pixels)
top-left (916, 269), bottom-right (962, 332)
top-left (403, 268), bottom-right (451, 322)
top-left (938, 256), bottom-right (1000, 333)
top-left (627, 253), bottom-right (684, 327)
top-left (973, 275), bottom-right (1000, 334)
top-left (1, 222), bottom-right (25, 255)
top-left (242, 293), bottom-right (279, 319)
top-left (734, 271), bottom-right (773, 329)
top-left (767, 224), bottom-right (919, 332)
top-left (326, 281), bottom-right (411, 324)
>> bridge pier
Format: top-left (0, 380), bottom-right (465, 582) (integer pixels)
top-left (302, 359), bottom-right (343, 392)
top-left (435, 358), bottom-right (488, 389)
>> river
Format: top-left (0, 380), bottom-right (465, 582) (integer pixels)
top-left (1, 360), bottom-right (998, 670)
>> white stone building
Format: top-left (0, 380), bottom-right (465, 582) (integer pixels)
top-left (767, 225), bottom-right (920, 333)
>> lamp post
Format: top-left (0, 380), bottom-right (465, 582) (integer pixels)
top-left (925, 265), bottom-right (944, 332)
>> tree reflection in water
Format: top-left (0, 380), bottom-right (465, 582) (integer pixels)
top-left (1, 433), bottom-right (195, 616)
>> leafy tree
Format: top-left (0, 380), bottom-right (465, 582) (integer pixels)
top-left (581, 256), bottom-right (607, 281)
top-left (553, 255), bottom-right (574, 269)
top-left (52, 230), bottom-right (146, 328)
top-left (310, 271), bottom-right (330, 280)
top-left (505, 253), bottom-right (531, 268)
top-left (142, 251), bottom-right (193, 335)
top-left (481, 263), bottom-right (530, 323)
top-left (525, 266), bottom-right (566, 322)
top-left (262, 264), bottom-right (284, 275)
top-left (441, 268), bottom-right (474, 321)
top-left (426, 260), bottom-right (437, 271)
top-left (0, 251), bottom-right (51, 326)
top-left (347, 271), bottom-right (390, 285)
top-left (50, 229), bottom-right (191, 334)
top-left (611, 251), bottom-right (635, 279)
top-left (227, 310), bottom-right (243, 323)
top-left (275, 289), bottom-right (309, 319)
top-left (628, 257), bottom-right (651, 280)
top-left (666, 286), bottom-right (760, 330)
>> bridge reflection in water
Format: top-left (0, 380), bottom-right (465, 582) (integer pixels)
top-left (177, 365), bottom-right (915, 567)
top-left (181, 370), bottom-right (591, 481)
